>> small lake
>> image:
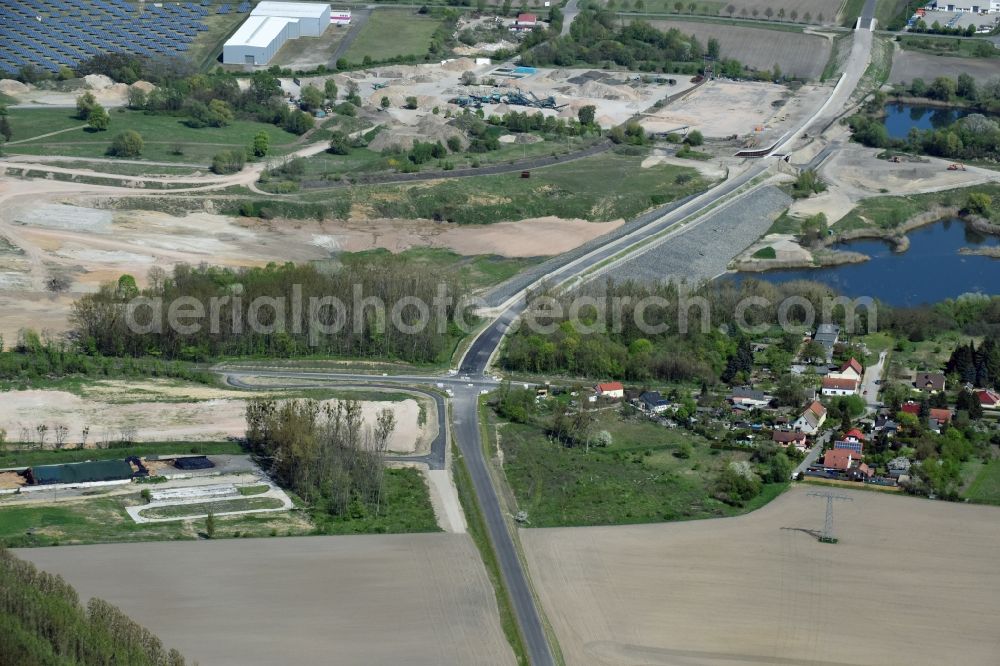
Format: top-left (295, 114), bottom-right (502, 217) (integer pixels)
top-left (883, 104), bottom-right (970, 140)
top-left (729, 219), bottom-right (1000, 306)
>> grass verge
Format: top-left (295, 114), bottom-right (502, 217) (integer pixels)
top-left (0, 442), bottom-right (243, 470)
top-left (139, 496), bottom-right (284, 520)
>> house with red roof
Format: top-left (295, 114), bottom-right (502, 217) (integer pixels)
top-left (930, 408), bottom-right (952, 424)
top-left (823, 448), bottom-right (858, 471)
top-left (834, 439), bottom-right (864, 456)
top-left (830, 358), bottom-right (863, 382)
top-left (594, 381), bottom-right (624, 399)
top-left (843, 428), bottom-right (865, 442)
top-left (793, 400), bottom-right (827, 434)
top-left (821, 376), bottom-right (859, 396)
top-left (976, 389), bottom-right (1000, 409)
top-left (900, 402), bottom-right (921, 416)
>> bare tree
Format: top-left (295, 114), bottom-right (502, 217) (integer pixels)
top-left (18, 426), bottom-right (31, 448)
top-left (81, 425), bottom-right (90, 449)
top-left (790, 9), bottom-right (798, 22)
top-left (35, 424), bottom-right (49, 449)
top-left (726, 3), bottom-right (735, 16)
top-left (54, 424), bottom-right (69, 450)
top-left (119, 425), bottom-right (138, 445)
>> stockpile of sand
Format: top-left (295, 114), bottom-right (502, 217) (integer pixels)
top-left (368, 115), bottom-right (467, 152)
top-left (84, 74), bottom-right (114, 90)
top-left (130, 80), bottom-right (155, 94)
top-left (441, 57), bottom-right (477, 72)
top-left (0, 79), bottom-right (30, 95)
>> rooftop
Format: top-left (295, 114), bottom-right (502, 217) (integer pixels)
top-left (254, 1), bottom-right (331, 18)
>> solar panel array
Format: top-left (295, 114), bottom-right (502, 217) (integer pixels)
top-left (0, 1), bottom-right (245, 76)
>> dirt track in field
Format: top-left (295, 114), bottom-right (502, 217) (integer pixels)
top-left (18, 534), bottom-right (515, 666)
top-left (521, 485), bottom-right (1000, 666)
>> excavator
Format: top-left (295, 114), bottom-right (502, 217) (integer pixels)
top-left (947, 163), bottom-right (966, 171)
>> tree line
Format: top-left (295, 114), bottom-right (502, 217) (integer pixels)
top-left (69, 259), bottom-right (467, 364)
top-left (500, 278), bottom-right (1000, 382)
top-left (245, 398), bottom-right (394, 519)
top-left (0, 546), bottom-right (188, 665)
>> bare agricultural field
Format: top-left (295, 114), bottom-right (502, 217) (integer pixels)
top-left (648, 21), bottom-right (833, 79)
top-left (889, 48), bottom-right (1000, 85)
top-left (0, 380), bottom-right (430, 453)
top-left (18, 534), bottom-right (515, 666)
top-left (522, 485), bottom-right (1000, 666)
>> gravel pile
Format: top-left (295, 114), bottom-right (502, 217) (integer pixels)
top-left (606, 185), bottom-right (793, 285)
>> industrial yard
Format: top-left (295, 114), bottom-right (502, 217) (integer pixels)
top-left (522, 486), bottom-right (1000, 666)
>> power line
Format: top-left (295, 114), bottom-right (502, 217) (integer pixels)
top-left (807, 491), bottom-right (852, 543)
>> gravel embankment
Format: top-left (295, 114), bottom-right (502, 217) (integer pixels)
top-left (603, 185), bottom-right (793, 285)
top-left (482, 191), bottom-right (702, 306)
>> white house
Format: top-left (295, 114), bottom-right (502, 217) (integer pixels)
top-left (828, 358), bottom-right (863, 383)
top-left (793, 400), bottom-right (827, 434)
top-left (595, 381), bottom-right (624, 399)
top-left (821, 376), bottom-right (859, 397)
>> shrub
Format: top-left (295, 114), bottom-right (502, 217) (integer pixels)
top-left (107, 130), bottom-right (143, 157)
top-left (211, 150), bottom-right (245, 174)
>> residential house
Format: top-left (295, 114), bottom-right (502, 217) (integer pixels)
top-left (900, 402), bottom-right (921, 417)
top-left (510, 13), bottom-right (537, 30)
top-left (729, 387), bottom-right (771, 408)
top-left (772, 430), bottom-right (808, 450)
top-left (846, 463), bottom-right (873, 482)
top-left (595, 381), bottom-right (624, 399)
top-left (829, 358), bottom-right (863, 383)
top-left (823, 448), bottom-right (858, 472)
top-left (813, 323), bottom-right (840, 361)
top-left (976, 389), bottom-right (1000, 409)
top-left (914, 372), bottom-right (946, 393)
top-left (638, 391), bottom-right (670, 413)
top-left (793, 400), bottom-right (827, 434)
top-left (834, 439), bottom-right (864, 456)
top-left (930, 407), bottom-right (952, 423)
top-left (874, 414), bottom-right (898, 435)
top-left (842, 428), bottom-right (865, 443)
top-left (821, 376), bottom-right (859, 396)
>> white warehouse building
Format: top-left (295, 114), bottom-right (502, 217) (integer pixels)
top-left (934, 0), bottom-right (1000, 11)
top-left (223, 1), bottom-right (331, 66)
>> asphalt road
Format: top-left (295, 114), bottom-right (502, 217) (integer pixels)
top-left (561, 0), bottom-right (579, 37)
top-left (794, 430), bottom-right (830, 478)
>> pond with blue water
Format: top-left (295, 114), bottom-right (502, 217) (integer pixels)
top-left (728, 219), bottom-right (1000, 306)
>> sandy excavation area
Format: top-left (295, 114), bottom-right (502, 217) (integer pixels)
top-left (521, 485), bottom-right (1000, 666)
top-left (18, 534), bottom-right (515, 666)
top-left (640, 80), bottom-right (829, 145)
top-left (0, 381), bottom-right (430, 453)
top-left (311, 61), bottom-right (684, 130)
top-left (0, 185), bottom-right (620, 339)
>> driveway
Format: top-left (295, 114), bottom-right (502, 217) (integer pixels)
top-left (794, 430), bottom-right (830, 478)
top-left (861, 351), bottom-right (888, 411)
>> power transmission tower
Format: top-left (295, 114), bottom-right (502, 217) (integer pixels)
top-left (807, 491), bottom-right (852, 544)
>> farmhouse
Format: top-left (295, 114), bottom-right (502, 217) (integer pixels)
top-left (821, 376), bottom-right (859, 396)
top-left (793, 400), bottom-right (827, 434)
top-left (595, 381), bottom-right (624, 399)
top-left (223, 1), bottom-right (331, 66)
top-left (914, 372), bottom-right (946, 393)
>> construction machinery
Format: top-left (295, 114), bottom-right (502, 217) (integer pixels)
top-left (947, 163), bottom-right (966, 171)
top-left (371, 81), bottom-right (389, 90)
